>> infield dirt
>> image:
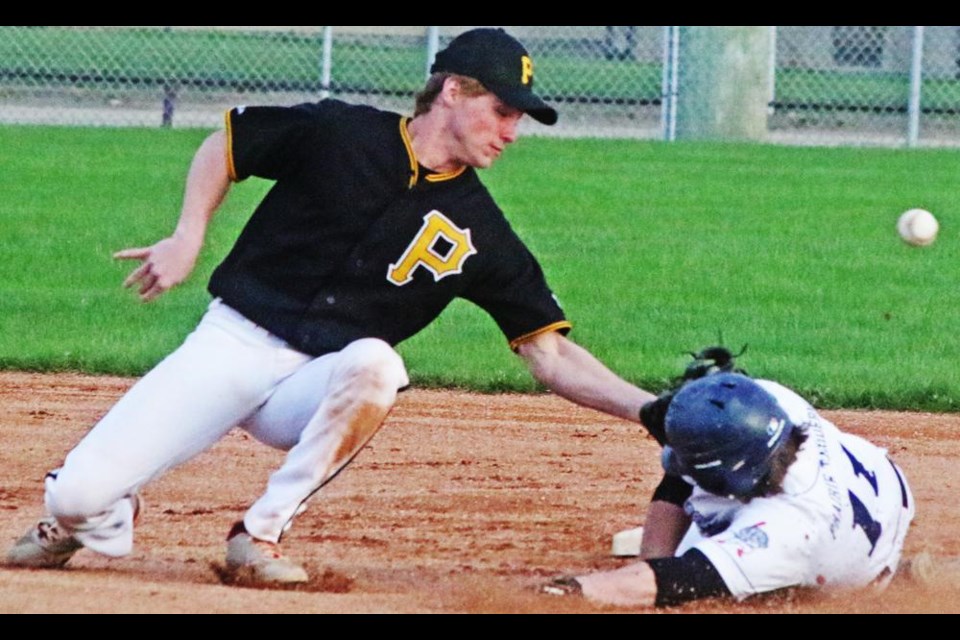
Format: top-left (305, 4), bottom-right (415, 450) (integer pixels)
top-left (1, 371), bottom-right (957, 614)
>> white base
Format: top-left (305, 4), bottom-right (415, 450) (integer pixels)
top-left (611, 526), bottom-right (644, 557)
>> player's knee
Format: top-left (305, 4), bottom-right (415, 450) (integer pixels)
top-left (338, 338), bottom-right (409, 404)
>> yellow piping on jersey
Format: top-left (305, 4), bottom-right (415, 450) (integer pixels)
top-left (400, 117), bottom-right (419, 188)
top-left (509, 321), bottom-right (574, 352)
top-left (225, 109), bottom-right (238, 182)
top-left (400, 117), bottom-right (467, 185)
top-left (425, 166), bottom-right (466, 182)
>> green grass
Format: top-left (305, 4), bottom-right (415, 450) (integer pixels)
top-left (776, 67), bottom-right (960, 111)
top-left (2, 125), bottom-right (959, 411)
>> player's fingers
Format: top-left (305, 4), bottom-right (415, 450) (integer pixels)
top-left (137, 271), bottom-right (159, 294)
top-left (140, 289), bottom-right (162, 303)
top-left (113, 247), bottom-right (151, 260)
top-left (139, 280), bottom-right (167, 303)
top-left (122, 262), bottom-right (152, 288)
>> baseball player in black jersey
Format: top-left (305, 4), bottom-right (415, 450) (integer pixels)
top-left (7, 28), bottom-right (656, 586)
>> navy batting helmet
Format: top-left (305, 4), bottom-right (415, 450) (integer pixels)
top-left (662, 373), bottom-right (795, 499)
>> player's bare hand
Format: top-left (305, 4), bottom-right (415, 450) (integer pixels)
top-left (114, 235), bottom-right (201, 302)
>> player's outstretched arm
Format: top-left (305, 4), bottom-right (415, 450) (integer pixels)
top-left (639, 499), bottom-right (690, 559)
top-left (114, 130), bottom-right (232, 302)
top-left (572, 561), bottom-right (660, 607)
top-left (516, 331), bottom-right (656, 423)
top-left (544, 549), bottom-right (731, 608)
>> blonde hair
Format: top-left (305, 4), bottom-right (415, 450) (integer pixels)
top-left (414, 73), bottom-right (488, 117)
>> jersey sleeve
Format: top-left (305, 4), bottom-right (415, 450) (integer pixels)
top-left (225, 101), bottom-right (335, 182)
top-left (680, 498), bottom-right (817, 601)
top-left (462, 236), bottom-right (571, 350)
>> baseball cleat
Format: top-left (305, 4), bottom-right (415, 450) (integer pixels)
top-left (5, 517), bottom-right (83, 568)
top-left (898, 552), bottom-right (935, 586)
top-left (223, 524), bottom-right (309, 586)
top-left (5, 492), bottom-right (141, 569)
top-left (897, 551), bottom-right (960, 587)
top-left (540, 576), bottom-right (584, 597)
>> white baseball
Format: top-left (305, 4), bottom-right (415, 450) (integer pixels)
top-left (897, 208), bottom-right (939, 246)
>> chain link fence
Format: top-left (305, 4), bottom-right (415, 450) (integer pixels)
top-left (772, 26), bottom-right (960, 147)
top-left (1, 26), bottom-right (958, 147)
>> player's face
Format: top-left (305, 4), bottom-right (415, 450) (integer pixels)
top-left (450, 92), bottom-right (524, 169)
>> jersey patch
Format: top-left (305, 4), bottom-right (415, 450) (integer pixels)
top-left (732, 522), bottom-right (769, 555)
top-left (387, 210), bottom-right (477, 286)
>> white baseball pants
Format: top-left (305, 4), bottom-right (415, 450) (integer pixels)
top-left (42, 298), bottom-right (409, 556)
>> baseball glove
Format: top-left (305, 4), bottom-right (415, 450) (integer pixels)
top-left (639, 344), bottom-right (748, 445)
top-left (677, 345), bottom-right (748, 383)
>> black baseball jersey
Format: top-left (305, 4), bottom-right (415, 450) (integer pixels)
top-left (209, 99), bottom-right (571, 357)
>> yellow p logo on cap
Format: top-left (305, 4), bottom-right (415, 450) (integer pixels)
top-left (521, 55), bottom-right (533, 85)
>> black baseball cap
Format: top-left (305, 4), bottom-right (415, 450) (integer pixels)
top-left (430, 28), bottom-right (558, 126)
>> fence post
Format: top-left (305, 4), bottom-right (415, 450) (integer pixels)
top-left (907, 26), bottom-right (925, 148)
top-left (161, 84), bottom-right (176, 128)
top-left (320, 26), bottom-right (333, 99)
top-left (425, 26), bottom-right (440, 81)
top-left (767, 26), bottom-right (778, 116)
top-left (675, 26), bottom-right (772, 142)
top-left (158, 27), bottom-right (175, 127)
top-left (660, 26), bottom-right (679, 142)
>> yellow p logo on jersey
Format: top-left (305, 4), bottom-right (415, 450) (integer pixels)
top-left (387, 210), bottom-right (477, 286)
top-left (521, 55), bottom-right (533, 85)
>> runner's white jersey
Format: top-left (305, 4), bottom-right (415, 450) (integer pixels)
top-left (675, 379), bottom-right (915, 600)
